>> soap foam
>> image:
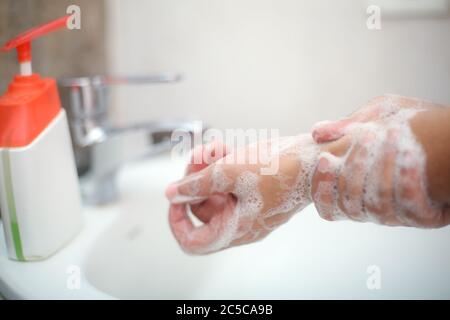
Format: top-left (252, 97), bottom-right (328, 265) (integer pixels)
top-left (194, 135), bottom-right (322, 253)
top-left (265, 134), bottom-right (320, 218)
top-left (312, 97), bottom-right (445, 228)
top-left (176, 97), bottom-right (446, 254)
top-left (196, 171), bottom-right (262, 254)
top-left (211, 165), bottom-right (232, 193)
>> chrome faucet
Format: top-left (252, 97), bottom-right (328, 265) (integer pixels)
top-left (58, 73), bottom-right (202, 205)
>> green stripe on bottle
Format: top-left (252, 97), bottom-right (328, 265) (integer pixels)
top-left (2, 150), bottom-right (25, 261)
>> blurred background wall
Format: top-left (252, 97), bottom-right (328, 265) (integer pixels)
top-left (0, 0), bottom-right (449, 135)
top-left (106, 0), bottom-right (450, 135)
top-left (0, 0), bottom-right (106, 92)
top-left (0, 0), bottom-right (107, 178)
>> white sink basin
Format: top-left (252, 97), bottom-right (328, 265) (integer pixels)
top-left (1, 153), bottom-right (450, 299)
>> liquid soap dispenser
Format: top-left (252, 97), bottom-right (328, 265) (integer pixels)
top-left (0, 15), bottom-right (83, 261)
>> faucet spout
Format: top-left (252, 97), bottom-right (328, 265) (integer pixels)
top-left (58, 74), bottom-right (203, 205)
top-left (80, 119), bottom-right (202, 205)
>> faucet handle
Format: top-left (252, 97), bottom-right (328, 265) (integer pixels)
top-left (102, 72), bottom-right (182, 85)
top-left (58, 72), bottom-right (182, 146)
top-left (59, 72), bottom-right (182, 88)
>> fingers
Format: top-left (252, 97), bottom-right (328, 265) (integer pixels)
top-left (166, 162), bottom-right (238, 204)
top-left (168, 203), bottom-right (219, 254)
top-left (311, 94), bottom-right (426, 144)
top-left (167, 141), bottom-right (241, 254)
top-left (311, 136), bottom-right (351, 221)
top-left (321, 135), bottom-right (353, 157)
top-left (190, 194), bottom-right (229, 223)
top-left (166, 140), bottom-right (232, 204)
top-left (363, 129), bottom-right (398, 225)
top-left (168, 194), bottom-right (237, 254)
top-left (165, 168), bottom-right (213, 204)
top-left (337, 133), bottom-right (373, 221)
top-left (312, 95), bottom-right (403, 143)
top-left (311, 95), bottom-right (450, 228)
top-left (178, 141), bottom-right (232, 222)
top-left (312, 118), bottom-right (358, 143)
top-left (312, 131), bottom-right (379, 222)
top-left (311, 96), bottom-right (390, 144)
top-left (311, 154), bottom-right (343, 221)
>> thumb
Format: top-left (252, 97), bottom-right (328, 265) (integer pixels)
top-left (165, 168), bottom-right (212, 204)
top-left (311, 100), bottom-right (384, 143)
top-left (166, 164), bottom-right (233, 204)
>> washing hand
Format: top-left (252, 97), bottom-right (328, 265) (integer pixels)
top-left (311, 95), bottom-right (450, 227)
top-left (165, 136), bottom-right (320, 254)
top-left (165, 95), bottom-right (450, 254)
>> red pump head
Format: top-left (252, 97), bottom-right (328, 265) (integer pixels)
top-left (0, 15), bottom-right (73, 147)
top-left (2, 15), bottom-right (71, 75)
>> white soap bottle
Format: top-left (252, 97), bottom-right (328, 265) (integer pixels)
top-left (0, 15), bottom-right (83, 261)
